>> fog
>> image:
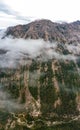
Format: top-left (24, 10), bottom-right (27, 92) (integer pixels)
top-left (0, 85), bottom-right (24, 111)
top-left (0, 35), bottom-right (79, 68)
top-left (66, 43), bottom-right (80, 55)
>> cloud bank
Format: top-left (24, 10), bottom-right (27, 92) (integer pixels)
top-left (0, 33), bottom-right (80, 68)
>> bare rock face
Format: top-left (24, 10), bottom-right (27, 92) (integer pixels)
top-left (3, 19), bottom-right (80, 43)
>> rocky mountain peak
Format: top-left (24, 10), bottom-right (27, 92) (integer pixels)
top-left (3, 19), bottom-right (80, 44)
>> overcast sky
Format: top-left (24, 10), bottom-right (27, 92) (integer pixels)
top-left (0, 0), bottom-right (80, 28)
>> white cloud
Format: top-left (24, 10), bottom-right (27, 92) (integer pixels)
top-left (0, 0), bottom-right (80, 28)
top-left (0, 33), bottom-right (79, 68)
top-left (0, 16), bottom-right (28, 29)
top-left (3, 0), bottom-right (80, 22)
top-left (0, 87), bottom-right (24, 111)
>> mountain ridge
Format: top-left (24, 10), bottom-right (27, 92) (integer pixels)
top-left (3, 19), bottom-right (80, 44)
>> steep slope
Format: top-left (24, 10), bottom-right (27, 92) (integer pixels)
top-left (0, 58), bottom-right (80, 129)
top-left (0, 19), bottom-right (80, 129)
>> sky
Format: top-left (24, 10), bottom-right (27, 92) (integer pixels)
top-left (0, 0), bottom-right (80, 28)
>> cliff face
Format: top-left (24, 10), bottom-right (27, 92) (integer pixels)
top-left (0, 19), bottom-right (80, 129)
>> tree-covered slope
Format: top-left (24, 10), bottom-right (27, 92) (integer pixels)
top-left (0, 19), bottom-right (80, 129)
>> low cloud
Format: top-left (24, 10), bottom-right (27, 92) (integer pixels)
top-left (66, 43), bottom-right (80, 55)
top-left (0, 32), bottom-right (79, 68)
top-left (0, 85), bottom-right (24, 112)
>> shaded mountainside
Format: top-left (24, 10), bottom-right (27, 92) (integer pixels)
top-left (3, 19), bottom-right (80, 43)
top-left (0, 19), bottom-right (80, 129)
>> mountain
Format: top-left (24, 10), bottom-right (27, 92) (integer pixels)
top-left (3, 19), bottom-right (80, 44)
top-left (0, 19), bottom-right (80, 130)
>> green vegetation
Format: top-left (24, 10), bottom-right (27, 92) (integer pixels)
top-left (0, 58), bottom-right (80, 128)
top-left (39, 61), bottom-right (56, 115)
